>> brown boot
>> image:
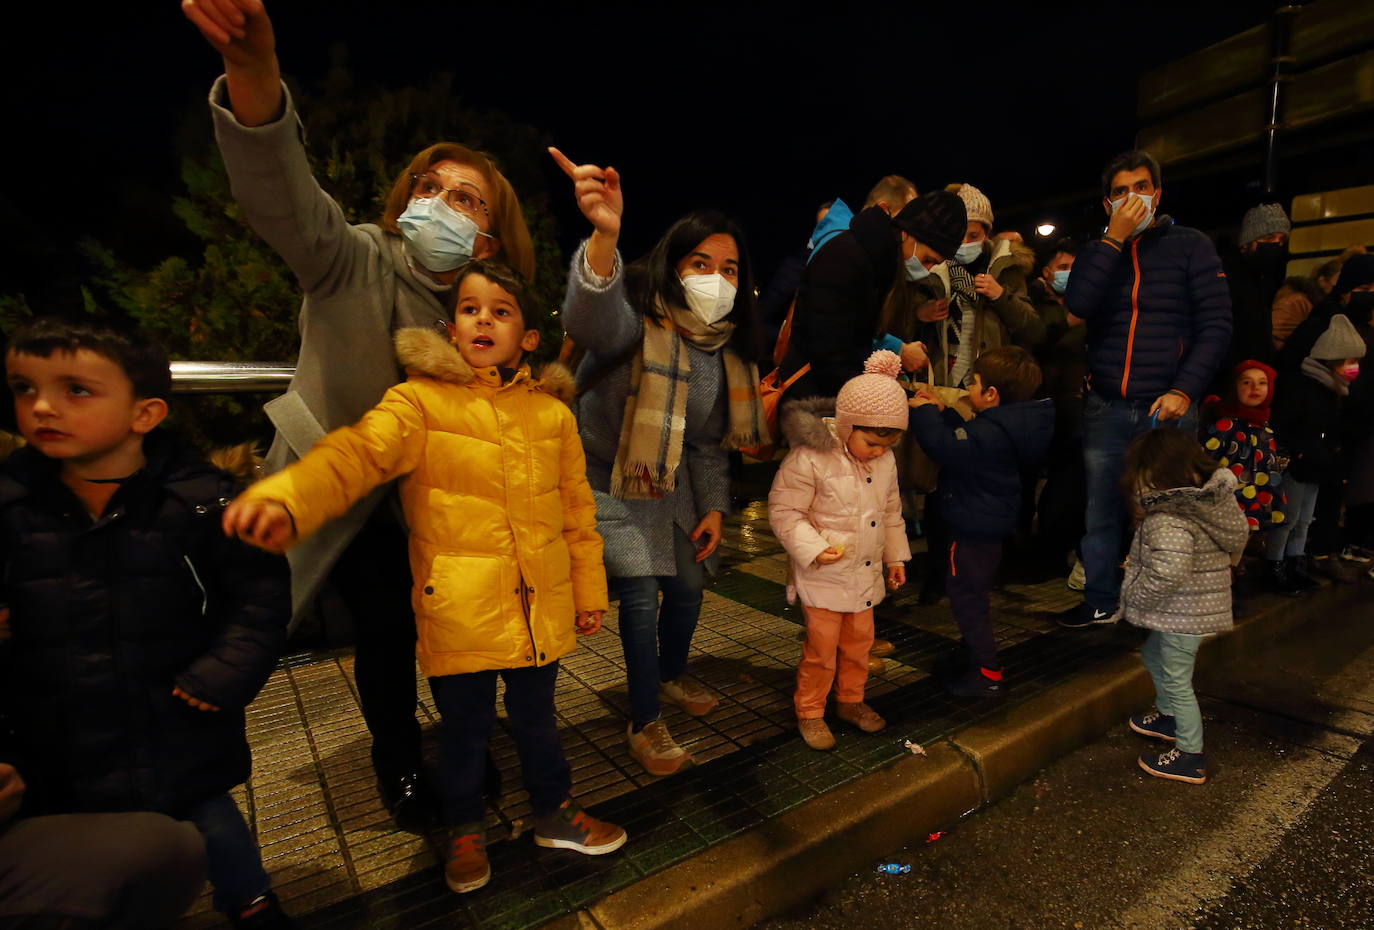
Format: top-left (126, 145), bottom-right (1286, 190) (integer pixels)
top-left (444, 825), bottom-right (491, 894)
top-left (870, 638), bottom-right (896, 658)
top-left (835, 701), bottom-right (885, 733)
top-left (867, 655), bottom-right (886, 674)
top-left (798, 717), bottom-right (836, 750)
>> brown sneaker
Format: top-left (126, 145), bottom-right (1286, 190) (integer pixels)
top-left (870, 638), bottom-right (896, 658)
top-left (867, 656), bottom-right (886, 674)
top-left (627, 720), bottom-right (692, 776)
top-left (444, 825), bottom-right (491, 894)
top-left (534, 799), bottom-right (628, 855)
top-left (798, 717), bottom-right (836, 750)
top-left (659, 676), bottom-right (719, 716)
top-left (835, 701), bottom-right (885, 733)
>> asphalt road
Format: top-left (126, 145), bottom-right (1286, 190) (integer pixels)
top-left (761, 599), bottom-right (1374, 930)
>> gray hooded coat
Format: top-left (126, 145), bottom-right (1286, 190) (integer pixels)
top-left (1120, 469), bottom-right (1250, 635)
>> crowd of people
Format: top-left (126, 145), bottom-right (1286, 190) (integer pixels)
top-left (1, 0), bottom-right (1372, 927)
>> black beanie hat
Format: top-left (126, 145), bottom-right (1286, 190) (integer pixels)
top-left (893, 191), bottom-right (968, 261)
top-left (1333, 253), bottom-right (1374, 298)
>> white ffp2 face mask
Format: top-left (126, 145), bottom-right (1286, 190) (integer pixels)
top-left (680, 273), bottom-right (737, 325)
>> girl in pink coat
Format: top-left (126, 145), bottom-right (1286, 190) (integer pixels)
top-left (769, 351), bottom-right (912, 750)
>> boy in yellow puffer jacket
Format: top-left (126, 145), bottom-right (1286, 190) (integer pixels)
top-left (224, 261), bottom-right (625, 894)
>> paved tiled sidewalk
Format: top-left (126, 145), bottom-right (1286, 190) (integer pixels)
top-left (179, 498), bottom-right (1110, 928)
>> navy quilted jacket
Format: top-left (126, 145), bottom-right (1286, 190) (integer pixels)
top-left (1065, 217), bottom-right (1232, 404)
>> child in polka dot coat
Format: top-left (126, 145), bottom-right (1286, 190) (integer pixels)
top-left (1200, 360), bottom-right (1288, 532)
top-left (1119, 429), bottom-right (1249, 786)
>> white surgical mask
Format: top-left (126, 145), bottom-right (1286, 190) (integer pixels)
top-left (397, 195), bottom-right (494, 272)
top-left (680, 273), bottom-right (736, 325)
top-left (904, 256), bottom-right (931, 282)
top-left (1107, 192), bottom-right (1155, 239)
top-left (954, 240), bottom-right (984, 265)
top-left (1051, 269), bottom-right (1071, 294)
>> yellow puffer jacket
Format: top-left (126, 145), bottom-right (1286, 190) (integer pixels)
top-left (239, 328), bottom-right (607, 677)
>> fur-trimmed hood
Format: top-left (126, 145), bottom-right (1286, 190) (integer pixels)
top-left (1140, 468), bottom-right (1248, 553)
top-left (780, 397), bottom-right (839, 451)
top-left (393, 327), bottom-right (575, 406)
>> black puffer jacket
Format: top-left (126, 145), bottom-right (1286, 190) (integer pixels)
top-left (0, 432), bottom-right (290, 817)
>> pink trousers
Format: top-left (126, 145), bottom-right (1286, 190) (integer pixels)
top-left (794, 605), bottom-right (874, 718)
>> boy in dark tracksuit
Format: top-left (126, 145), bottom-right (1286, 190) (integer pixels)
top-left (908, 346), bottom-right (1054, 697)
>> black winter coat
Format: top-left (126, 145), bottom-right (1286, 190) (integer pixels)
top-left (1271, 368), bottom-right (1347, 485)
top-left (908, 399), bottom-right (1056, 540)
top-left (1065, 218), bottom-right (1232, 404)
top-left (786, 205), bottom-right (900, 398)
top-left (0, 432), bottom-right (290, 817)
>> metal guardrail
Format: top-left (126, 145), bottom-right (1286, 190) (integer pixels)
top-left (170, 361), bottom-right (294, 394)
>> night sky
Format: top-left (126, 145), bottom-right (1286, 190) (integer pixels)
top-left (1, 1), bottom-right (1281, 306)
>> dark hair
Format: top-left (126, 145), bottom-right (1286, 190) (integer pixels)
top-left (971, 346), bottom-right (1041, 404)
top-left (5, 315), bottom-right (171, 399)
top-left (1121, 428), bottom-right (1219, 500)
top-left (1039, 237), bottom-right (1079, 273)
top-left (853, 425), bottom-right (903, 438)
top-left (449, 259), bottom-right (545, 333)
top-left (625, 209), bottom-right (761, 360)
top-left (1101, 150), bottom-right (1161, 198)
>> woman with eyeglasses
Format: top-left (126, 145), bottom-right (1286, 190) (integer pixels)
top-left (551, 147), bottom-right (767, 777)
top-left (183, 0), bottom-right (534, 832)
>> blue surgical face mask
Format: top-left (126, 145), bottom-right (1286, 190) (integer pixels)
top-left (1107, 191), bottom-right (1155, 238)
top-left (1051, 269), bottom-right (1071, 295)
top-left (905, 255), bottom-right (931, 282)
top-left (954, 240), bottom-right (984, 265)
top-left (397, 195), bottom-right (494, 272)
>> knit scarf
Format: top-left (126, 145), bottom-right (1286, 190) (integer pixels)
top-left (1211, 396), bottom-right (1271, 426)
top-left (945, 263), bottom-right (980, 387)
top-left (610, 302), bottom-right (767, 500)
top-left (1301, 355), bottom-right (1348, 396)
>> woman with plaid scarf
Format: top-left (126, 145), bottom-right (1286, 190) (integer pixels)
top-left (551, 148), bottom-right (767, 777)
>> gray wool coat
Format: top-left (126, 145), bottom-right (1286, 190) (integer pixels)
top-left (210, 77), bottom-right (452, 626)
top-left (1120, 469), bottom-right (1250, 635)
top-left (561, 243), bottom-right (731, 578)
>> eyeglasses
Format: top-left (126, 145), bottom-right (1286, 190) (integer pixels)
top-left (409, 174), bottom-right (490, 218)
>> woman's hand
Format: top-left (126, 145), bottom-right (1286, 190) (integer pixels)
top-left (172, 686), bottom-right (222, 712)
top-left (549, 147), bottom-right (622, 278)
top-left (815, 547), bottom-right (844, 565)
top-left (222, 498), bottom-right (296, 553)
top-left (916, 298), bottom-right (950, 323)
top-left (690, 511), bottom-right (724, 564)
top-left (886, 563), bottom-right (906, 589)
top-left (575, 611), bottom-right (604, 636)
top-left (900, 341), bottom-right (929, 373)
top-left (181, 0), bottom-right (282, 127)
top-left (973, 274), bottom-right (1004, 301)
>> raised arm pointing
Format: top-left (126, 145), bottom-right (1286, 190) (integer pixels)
top-left (549, 146), bottom-right (622, 278)
top-left (182, 0), bottom-right (282, 127)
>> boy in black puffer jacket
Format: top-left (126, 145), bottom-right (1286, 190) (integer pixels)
top-left (0, 317), bottom-right (292, 929)
top-left (908, 347), bottom-right (1054, 698)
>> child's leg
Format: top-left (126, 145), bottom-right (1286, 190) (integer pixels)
top-left (1281, 479), bottom-right (1320, 557)
top-left (499, 663), bottom-right (572, 820)
top-left (428, 671), bottom-right (500, 826)
top-left (833, 608), bottom-right (875, 703)
top-left (1139, 630), bottom-right (1173, 717)
top-left (183, 793), bottom-right (270, 915)
top-left (1152, 633), bottom-right (1205, 753)
top-left (795, 605), bottom-right (843, 718)
top-left (946, 539), bottom-right (1003, 670)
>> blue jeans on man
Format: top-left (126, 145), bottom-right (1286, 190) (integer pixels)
top-left (1081, 391), bottom-right (1198, 615)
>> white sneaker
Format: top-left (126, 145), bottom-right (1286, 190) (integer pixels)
top-left (627, 720), bottom-right (691, 776)
top-left (1066, 558), bottom-right (1086, 591)
top-left (1340, 545), bottom-right (1372, 564)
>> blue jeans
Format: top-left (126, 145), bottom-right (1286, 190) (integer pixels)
top-left (1081, 392), bottom-right (1198, 611)
top-left (428, 662), bottom-right (571, 826)
top-left (1140, 631), bottom-right (1205, 754)
top-left (1264, 477), bottom-right (1319, 560)
top-left (184, 793), bottom-right (270, 914)
top-left (609, 528), bottom-right (706, 728)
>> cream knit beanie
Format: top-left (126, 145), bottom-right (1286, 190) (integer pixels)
top-left (947, 183), bottom-right (993, 230)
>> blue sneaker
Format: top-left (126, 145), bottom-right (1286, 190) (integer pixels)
top-left (1138, 747), bottom-right (1207, 784)
top-left (1056, 602), bottom-right (1117, 629)
top-left (1128, 710), bottom-right (1177, 742)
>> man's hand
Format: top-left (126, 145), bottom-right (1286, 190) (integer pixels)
top-left (1107, 193), bottom-right (1151, 242)
top-left (973, 274), bottom-right (1004, 301)
top-left (886, 563), bottom-right (906, 589)
top-left (916, 298), bottom-right (950, 323)
top-left (899, 341), bottom-right (929, 373)
top-left (172, 686), bottom-right (221, 712)
top-left (690, 511), bottom-right (724, 563)
top-left (816, 547), bottom-right (844, 565)
top-left (1148, 391), bottom-right (1190, 423)
top-left (222, 498), bottom-right (296, 552)
top-left (575, 611), bottom-right (604, 636)
top-left (0, 764), bottom-right (25, 824)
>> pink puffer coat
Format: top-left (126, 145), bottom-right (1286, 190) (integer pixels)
top-left (768, 398), bottom-right (911, 613)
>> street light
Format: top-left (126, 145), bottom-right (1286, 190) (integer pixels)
top-left (1036, 223), bottom-right (1056, 237)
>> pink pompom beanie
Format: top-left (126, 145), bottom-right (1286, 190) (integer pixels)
top-left (835, 350), bottom-right (909, 446)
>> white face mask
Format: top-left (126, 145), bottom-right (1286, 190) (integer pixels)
top-left (1107, 191), bottom-right (1156, 238)
top-left (680, 273), bottom-right (737, 325)
top-left (904, 255), bottom-right (931, 281)
top-left (954, 240), bottom-right (984, 265)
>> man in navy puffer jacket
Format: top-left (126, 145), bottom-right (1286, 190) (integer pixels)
top-left (1059, 150), bottom-right (1233, 628)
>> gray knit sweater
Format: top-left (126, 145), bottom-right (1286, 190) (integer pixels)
top-left (561, 243), bottom-right (731, 578)
top-left (1120, 469), bottom-right (1250, 635)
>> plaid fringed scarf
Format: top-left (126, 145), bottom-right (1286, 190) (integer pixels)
top-left (610, 308), bottom-right (767, 500)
